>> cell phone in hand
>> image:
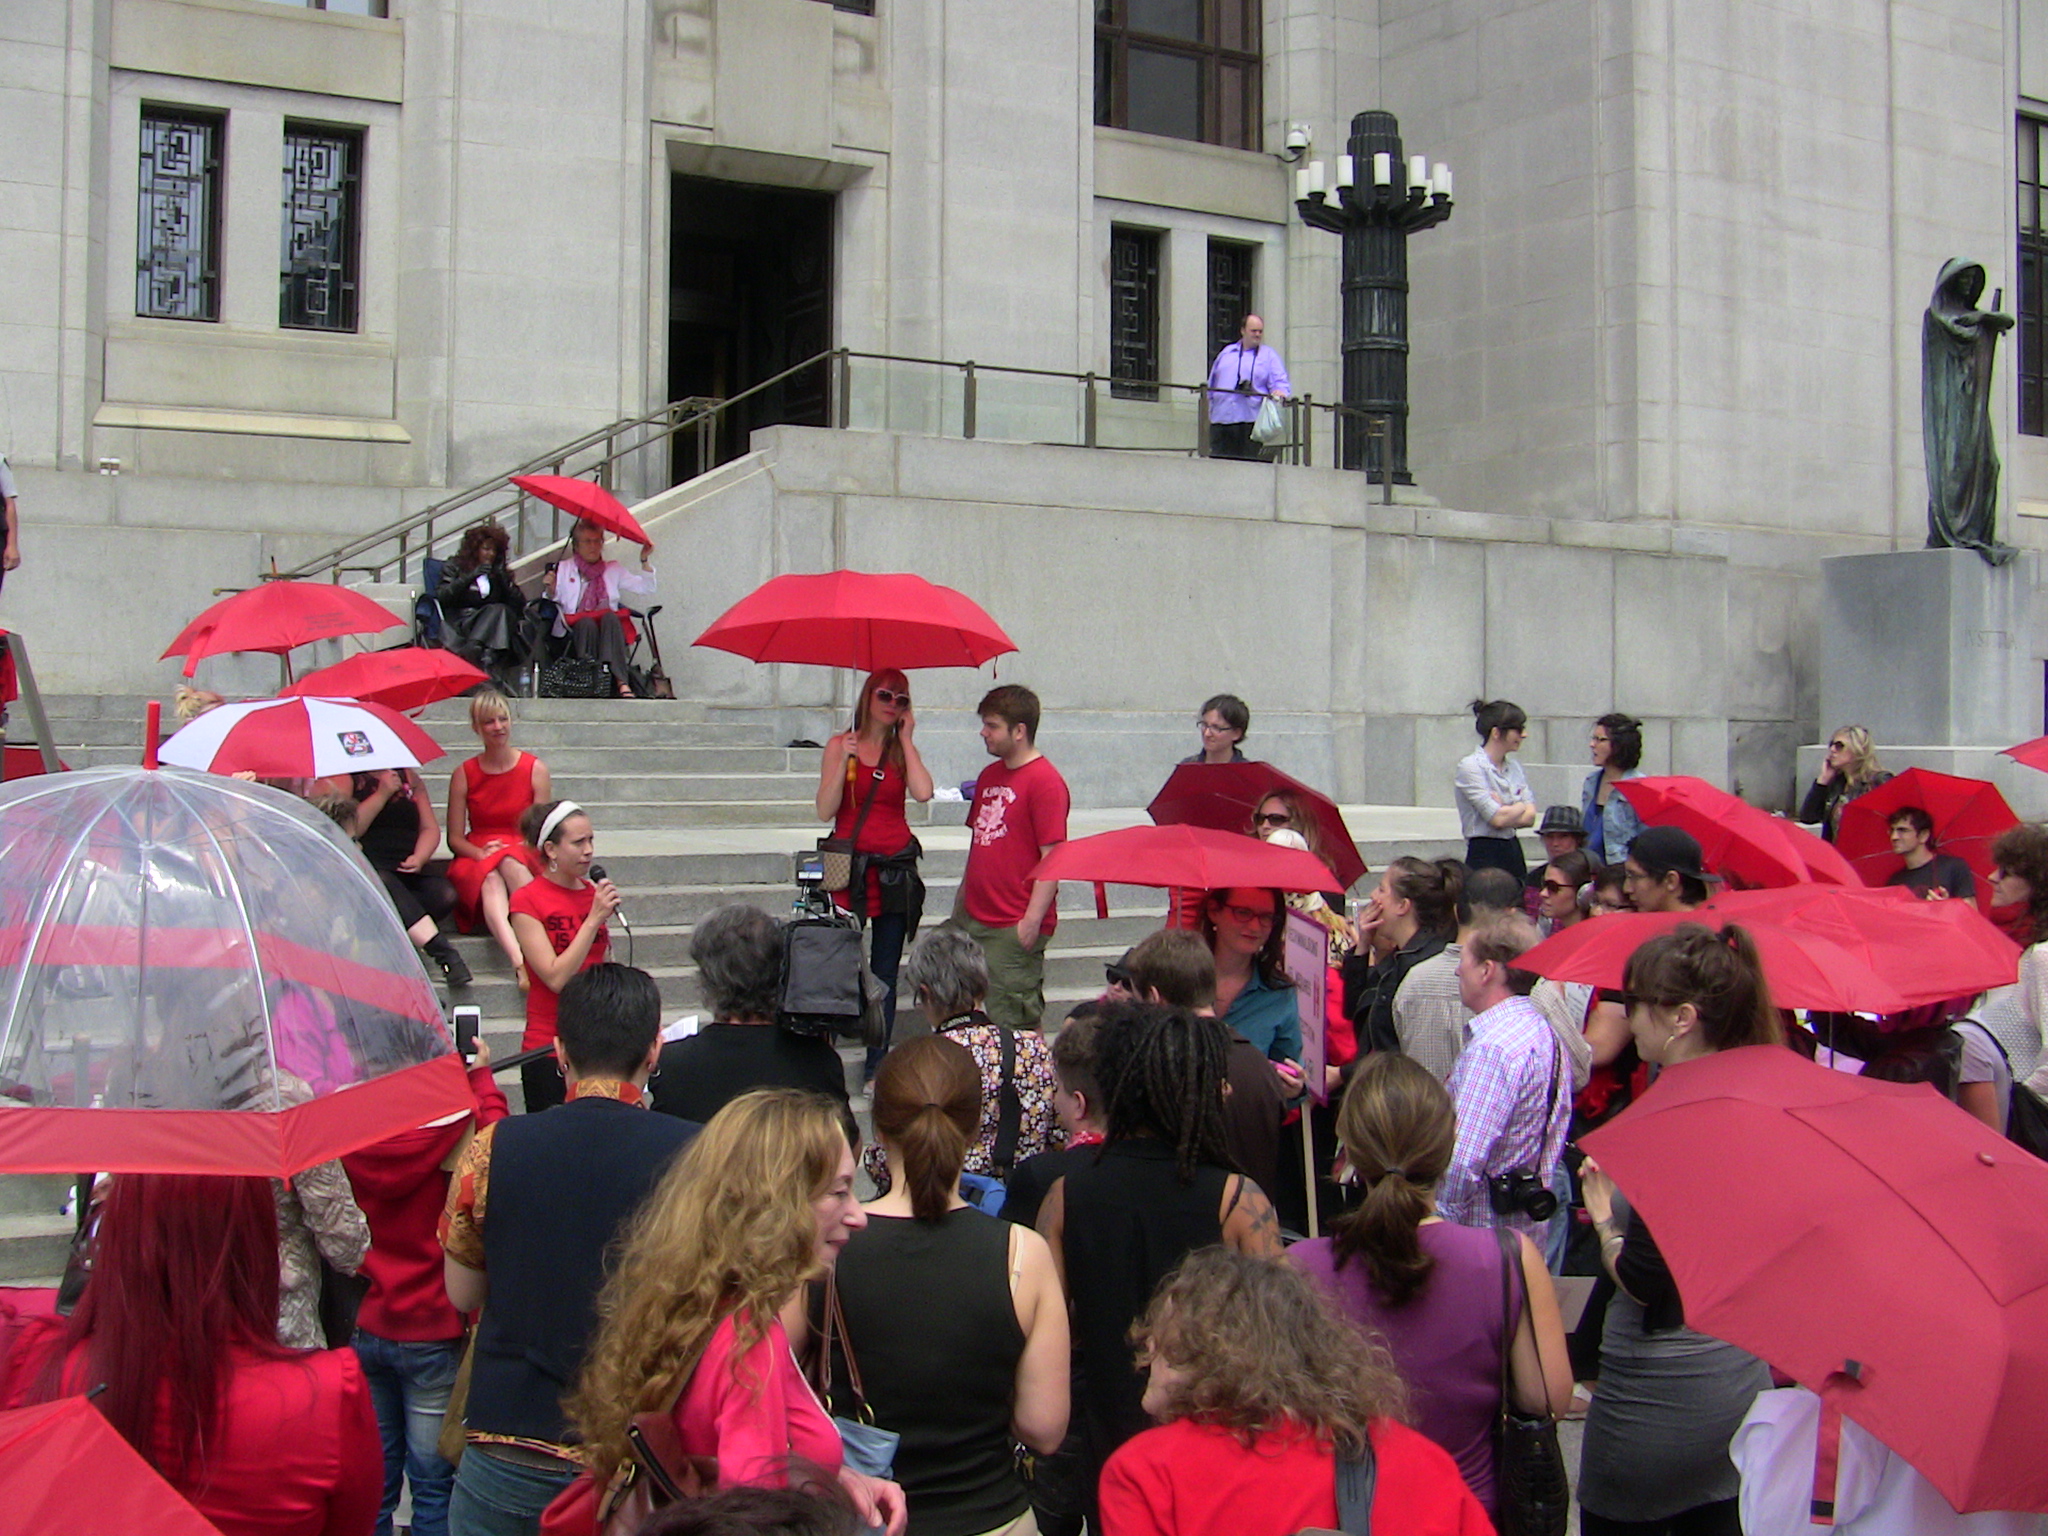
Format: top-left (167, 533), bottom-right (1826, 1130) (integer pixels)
top-left (452, 1005), bottom-right (481, 1064)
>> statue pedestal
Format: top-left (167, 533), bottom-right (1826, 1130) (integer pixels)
top-left (1804, 548), bottom-right (2048, 812)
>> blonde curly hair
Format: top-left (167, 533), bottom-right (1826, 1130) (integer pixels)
top-left (566, 1089), bottom-right (851, 1481)
top-left (1132, 1248), bottom-right (1408, 1457)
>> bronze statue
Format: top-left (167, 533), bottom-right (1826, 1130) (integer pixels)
top-left (1923, 258), bottom-right (2016, 566)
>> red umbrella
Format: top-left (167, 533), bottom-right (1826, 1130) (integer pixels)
top-left (1029, 823), bottom-right (1341, 895)
top-left (509, 474), bottom-right (652, 546)
top-left (694, 570), bottom-right (1017, 671)
top-left (0, 1397), bottom-right (226, 1534)
top-left (1834, 767), bottom-right (2018, 909)
top-left (1618, 776), bottom-right (1860, 888)
top-left (1146, 762), bottom-right (1366, 892)
top-left (161, 582), bottom-right (405, 680)
top-left (279, 647), bottom-right (488, 713)
top-left (1582, 1044), bottom-right (2048, 1513)
top-left (1517, 908), bottom-right (1911, 1015)
top-left (2002, 737), bottom-right (2048, 772)
top-left (1518, 884), bottom-right (2017, 1012)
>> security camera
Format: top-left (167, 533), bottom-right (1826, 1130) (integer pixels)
top-left (1284, 125), bottom-right (1310, 153)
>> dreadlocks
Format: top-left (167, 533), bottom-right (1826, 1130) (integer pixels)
top-left (1093, 1000), bottom-right (1237, 1184)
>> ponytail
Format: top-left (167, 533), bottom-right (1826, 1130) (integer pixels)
top-left (1622, 921), bottom-right (1782, 1051)
top-left (870, 1035), bottom-right (981, 1222)
top-left (1328, 1056), bottom-right (1456, 1306)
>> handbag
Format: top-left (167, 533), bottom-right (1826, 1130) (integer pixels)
top-left (540, 655), bottom-right (611, 699)
top-left (1251, 393), bottom-right (1287, 445)
top-left (540, 1368), bottom-right (718, 1536)
top-left (823, 1273), bottom-right (903, 1479)
top-left (1492, 1229), bottom-right (1570, 1536)
top-left (817, 757), bottom-right (883, 896)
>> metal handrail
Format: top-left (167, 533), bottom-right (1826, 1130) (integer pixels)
top-left (287, 346), bottom-right (1403, 588)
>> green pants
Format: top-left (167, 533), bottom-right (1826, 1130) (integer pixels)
top-left (953, 904), bottom-right (1048, 1030)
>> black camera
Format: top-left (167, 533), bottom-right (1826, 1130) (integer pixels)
top-left (1487, 1168), bottom-right (1559, 1223)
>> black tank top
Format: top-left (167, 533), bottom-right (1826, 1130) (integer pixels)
top-left (353, 777), bottom-right (419, 873)
top-left (1061, 1137), bottom-right (1231, 1457)
top-left (830, 1210), bottom-right (1028, 1536)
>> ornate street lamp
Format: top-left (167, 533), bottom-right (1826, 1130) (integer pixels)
top-left (1293, 110), bottom-right (1452, 482)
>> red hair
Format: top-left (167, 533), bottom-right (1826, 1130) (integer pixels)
top-left (35, 1174), bottom-right (293, 1488)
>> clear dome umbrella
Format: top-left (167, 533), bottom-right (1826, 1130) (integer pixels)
top-left (0, 766), bottom-right (468, 1177)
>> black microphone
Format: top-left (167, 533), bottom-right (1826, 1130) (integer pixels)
top-left (589, 864), bottom-right (627, 924)
top-left (590, 863), bottom-right (633, 966)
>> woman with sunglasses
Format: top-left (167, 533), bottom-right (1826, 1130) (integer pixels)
top-left (1535, 848), bottom-right (1597, 937)
top-left (1797, 725), bottom-right (1890, 843)
top-left (818, 668), bottom-right (934, 1072)
top-left (1201, 888), bottom-right (1304, 1095)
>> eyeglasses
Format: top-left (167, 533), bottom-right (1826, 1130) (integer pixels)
top-left (1217, 904), bottom-right (1275, 926)
top-left (872, 688), bottom-right (911, 707)
top-left (1621, 867), bottom-right (1652, 885)
top-left (1106, 968), bottom-right (1133, 989)
top-left (1539, 879), bottom-right (1579, 895)
top-left (1197, 719), bottom-right (1236, 734)
top-left (1253, 812), bottom-right (1292, 828)
top-left (1828, 740), bottom-right (1849, 752)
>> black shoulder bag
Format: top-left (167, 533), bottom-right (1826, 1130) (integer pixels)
top-left (1493, 1227), bottom-right (1570, 1536)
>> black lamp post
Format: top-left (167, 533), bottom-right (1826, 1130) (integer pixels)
top-left (1293, 110), bottom-right (1453, 482)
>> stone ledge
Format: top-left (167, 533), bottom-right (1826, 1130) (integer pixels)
top-left (93, 403), bottom-right (412, 443)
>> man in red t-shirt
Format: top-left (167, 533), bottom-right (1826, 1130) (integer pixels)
top-left (956, 685), bottom-right (1070, 1029)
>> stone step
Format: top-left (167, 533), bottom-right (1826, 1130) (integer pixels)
top-left (0, 1175), bottom-right (74, 1221)
top-left (0, 1213), bottom-right (74, 1285)
top-left (471, 745), bottom-right (817, 775)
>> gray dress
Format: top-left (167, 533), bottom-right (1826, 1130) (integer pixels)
top-left (1577, 1205), bottom-right (1771, 1523)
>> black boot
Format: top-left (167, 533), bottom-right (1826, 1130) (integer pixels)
top-left (423, 934), bottom-right (472, 987)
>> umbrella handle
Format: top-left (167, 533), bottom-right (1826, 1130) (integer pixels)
top-left (1094, 882), bottom-right (1108, 921)
top-left (143, 701), bottom-right (160, 770)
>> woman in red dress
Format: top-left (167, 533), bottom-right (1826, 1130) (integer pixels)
top-left (815, 668), bottom-right (933, 1077)
top-left (508, 799), bottom-right (618, 1113)
top-left (446, 691), bottom-right (551, 987)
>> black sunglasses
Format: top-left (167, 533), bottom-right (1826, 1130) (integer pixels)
top-left (1253, 812), bottom-right (1292, 828)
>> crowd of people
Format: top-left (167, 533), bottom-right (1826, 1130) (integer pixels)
top-left (17, 666), bottom-right (2048, 1536)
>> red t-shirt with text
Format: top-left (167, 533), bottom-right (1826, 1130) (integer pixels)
top-left (962, 754), bottom-right (1070, 932)
top-left (508, 877), bottom-right (610, 1049)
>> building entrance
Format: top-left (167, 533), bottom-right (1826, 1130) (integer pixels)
top-left (668, 175), bottom-right (834, 475)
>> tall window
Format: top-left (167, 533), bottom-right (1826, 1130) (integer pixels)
top-left (1207, 240), bottom-right (1255, 357)
top-left (137, 109), bottom-right (224, 322)
top-left (281, 123), bottom-right (363, 332)
top-left (1110, 227), bottom-right (1162, 400)
top-left (2021, 116), bottom-right (2048, 435)
top-left (1095, 0), bottom-right (1261, 151)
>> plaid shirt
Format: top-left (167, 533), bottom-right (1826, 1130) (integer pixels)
top-left (1440, 994), bottom-right (1573, 1237)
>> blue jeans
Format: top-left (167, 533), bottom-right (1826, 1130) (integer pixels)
top-left (355, 1330), bottom-right (464, 1536)
top-left (447, 1442), bottom-right (578, 1536)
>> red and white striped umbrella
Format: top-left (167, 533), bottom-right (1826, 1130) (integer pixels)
top-left (158, 696), bottom-right (445, 779)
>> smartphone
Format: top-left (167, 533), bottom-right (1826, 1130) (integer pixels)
top-left (452, 1005), bottom-right (481, 1064)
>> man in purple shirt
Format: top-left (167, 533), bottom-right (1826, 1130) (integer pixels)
top-left (1205, 314), bottom-right (1291, 460)
top-left (1441, 914), bottom-right (1572, 1252)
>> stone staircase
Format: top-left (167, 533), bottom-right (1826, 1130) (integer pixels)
top-left (0, 690), bottom-right (1471, 1279)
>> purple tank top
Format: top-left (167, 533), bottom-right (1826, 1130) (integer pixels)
top-left (1288, 1222), bottom-right (1519, 1513)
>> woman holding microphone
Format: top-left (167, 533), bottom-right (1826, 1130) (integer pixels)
top-left (508, 799), bottom-right (619, 1113)
top-left (816, 668), bottom-right (933, 1075)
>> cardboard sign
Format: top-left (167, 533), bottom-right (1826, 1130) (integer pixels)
top-left (1282, 908), bottom-right (1329, 1105)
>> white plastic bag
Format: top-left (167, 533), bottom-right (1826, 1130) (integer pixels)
top-left (1251, 395), bottom-right (1286, 445)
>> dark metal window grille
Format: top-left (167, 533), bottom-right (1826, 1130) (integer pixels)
top-left (1110, 226), bottom-right (1162, 401)
top-left (1095, 0), bottom-right (1261, 151)
top-left (137, 110), bottom-right (223, 322)
top-left (1207, 240), bottom-right (1255, 358)
top-left (281, 124), bottom-right (362, 332)
top-left (818, 0), bottom-right (874, 11)
top-left (2021, 117), bottom-right (2047, 436)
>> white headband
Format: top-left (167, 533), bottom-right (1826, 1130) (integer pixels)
top-left (536, 801), bottom-right (584, 848)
